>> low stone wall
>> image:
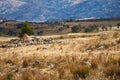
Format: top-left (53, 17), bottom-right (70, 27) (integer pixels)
top-left (0, 37), bottom-right (63, 48)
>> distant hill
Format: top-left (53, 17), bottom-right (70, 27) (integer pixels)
top-left (0, 18), bottom-right (120, 36)
top-left (0, 0), bottom-right (120, 22)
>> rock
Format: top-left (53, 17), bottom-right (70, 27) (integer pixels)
top-left (47, 62), bottom-right (55, 68)
top-left (10, 44), bottom-right (16, 47)
top-left (10, 39), bottom-right (19, 43)
top-left (39, 42), bottom-right (44, 44)
top-left (44, 38), bottom-right (53, 43)
top-left (43, 46), bottom-right (50, 49)
top-left (97, 46), bottom-right (105, 50)
top-left (17, 41), bottom-right (23, 47)
top-left (82, 61), bottom-right (91, 66)
top-left (56, 40), bottom-right (62, 43)
top-left (30, 41), bottom-right (35, 45)
top-left (36, 38), bottom-right (41, 43)
top-left (35, 60), bottom-right (41, 65)
top-left (2, 43), bottom-right (8, 48)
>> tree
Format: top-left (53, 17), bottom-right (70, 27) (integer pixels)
top-left (72, 25), bottom-right (81, 33)
top-left (19, 21), bottom-right (33, 37)
top-left (117, 23), bottom-right (120, 29)
top-left (84, 25), bottom-right (99, 33)
top-left (102, 26), bottom-right (105, 31)
top-left (109, 25), bottom-right (112, 30)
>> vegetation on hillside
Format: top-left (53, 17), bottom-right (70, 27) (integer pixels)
top-left (19, 21), bottom-right (33, 37)
top-left (72, 25), bottom-right (81, 33)
top-left (117, 23), bottom-right (120, 29)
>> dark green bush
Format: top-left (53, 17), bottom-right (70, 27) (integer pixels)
top-left (72, 25), bottom-right (81, 33)
top-left (19, 21), bottom-right (33, 37)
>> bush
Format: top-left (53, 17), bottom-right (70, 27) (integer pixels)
top-left (84, 25), bottom-right (99, 33)
top-left (19, 21), bottom-right (33, 37)
top-left (72, 25), bottom-right (81, 33)
top-left (117, 23), bottom-right (120, 29)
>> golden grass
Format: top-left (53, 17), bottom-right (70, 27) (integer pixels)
top-left (0, 31), bottom-right (120, 80)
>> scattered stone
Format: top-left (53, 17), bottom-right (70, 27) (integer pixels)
top-left (2, 43), bottom-right (8, 48)
top-left (0, 36), bottom-right (64, 48)
top-left (43, 46), bottom-right (50, 49)
top-left (44, 38), bottom-right (53, 43)
top-left (29, 41), bottom-right (35, 45)
top-left (17, 41), bottom-right (23, 47)
top-left (47, 62), bottom-right (55, 68)
top-left (35, 60), bottom-right (41, 65)
top-left (81, 61), bottom-right (91, 66)
top-left (97, 46), bottom-right (105, 50)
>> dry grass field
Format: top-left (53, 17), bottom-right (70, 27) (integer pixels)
top-left (0, 31), bottom-right (120, 80)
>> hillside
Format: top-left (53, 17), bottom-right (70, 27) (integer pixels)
top-left (0, 19), bottom-right (120, 36)
top-left (0, 0), bottom-right (120, 21)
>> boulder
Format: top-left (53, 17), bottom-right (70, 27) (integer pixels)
top-left (43, 46), bottom-right (50, 49)
top-left (97, 46), bottom-right (105, 50)
top-left (35, 60), bottom-right (41, 65)
top-left (81, 61), bottom-right (91, 66)
top-left (20, 33), bottom-right (32, 42)
top-left (2, 43), bottom-right (8, 48)
top-left (17, 41), bottom-right (23, 47)
top-left (47, 62), bottom-right (55, 68)
top-left (44, 38), bottom-right (53, 43)
top-left (29, 41), bottom-right (35, 45)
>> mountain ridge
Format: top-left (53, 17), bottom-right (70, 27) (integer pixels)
top-left (0, 0), bottom-right (120, 22)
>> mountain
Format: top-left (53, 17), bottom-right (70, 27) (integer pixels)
top-left (0, 0), bottom-right (120, 22)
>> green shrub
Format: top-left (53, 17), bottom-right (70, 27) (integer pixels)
top-left (84, 25), bottom-right (99, 33)
top-left (116, 23), bottom-right (120, 29)
top-left (72, 25), bottom-right (81, 33)
top-left (19, 21), bottom-right (33, 37)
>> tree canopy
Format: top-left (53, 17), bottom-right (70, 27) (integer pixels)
top-left (19, 21), bottom-right (33, 37)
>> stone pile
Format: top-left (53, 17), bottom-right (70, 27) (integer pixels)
top-left (0, 37), bottom-right (63, 48)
